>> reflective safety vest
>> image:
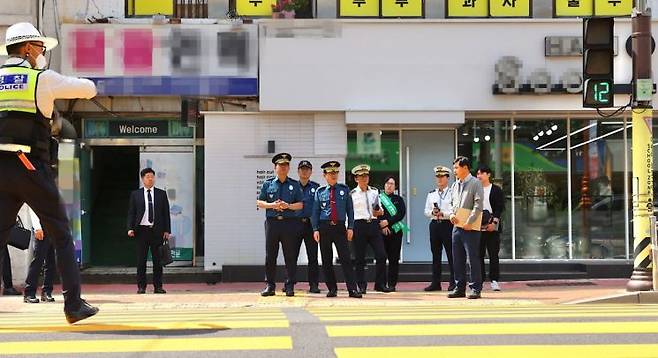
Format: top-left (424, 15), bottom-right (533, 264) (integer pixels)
top-left (0, 64), bottom-right (51, 160)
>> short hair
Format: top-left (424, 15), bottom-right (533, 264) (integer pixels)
top-left (477, 165), bottom-right (492, 175)
top-left (383, 175), bottom-right (397, 187)
top-left (453, 156), bottom-right (471, 169)
top-left (5, 43), bottom-right (25, 56)
top-left (140, 168), bottom-right (155, 178)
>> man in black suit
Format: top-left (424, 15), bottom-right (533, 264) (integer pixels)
top-left (127, 168), bottom-right (171, 294)
top-left (476, 165), bottom-right (505, 292)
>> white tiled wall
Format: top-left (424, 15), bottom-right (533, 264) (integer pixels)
top-left (204, 112), bottom-right (347, 270)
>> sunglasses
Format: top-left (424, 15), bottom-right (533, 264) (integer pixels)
top-left (29, 43), bottom-right (46, 53)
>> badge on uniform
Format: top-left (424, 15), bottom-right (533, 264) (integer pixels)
top-left (289, 185), bottom-right (293, 191)
top-left (339, 190), bottom-right (344, 196)
top-left (311, 188), bottom-right (316, 193)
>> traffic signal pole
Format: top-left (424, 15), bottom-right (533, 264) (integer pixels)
top-left (627, 0), bottom-right (654, 292)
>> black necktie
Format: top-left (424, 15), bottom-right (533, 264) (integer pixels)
top-left (147, 189), bottom-right (154, 224)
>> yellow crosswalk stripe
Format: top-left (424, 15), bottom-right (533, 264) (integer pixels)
top-left (309, 305), bottom-right (656, 313)
top-left (335, 344), bottom-right (658, 358)
top-left (0, 319), bottom-right (290, 333)
top-left (317, 312), bottom-right (658, 321)
top-left (311, 308), bottom-right (654, 315)
top-left (0, 336), bottom-right (293, 354)
top-left (326, 321), bottom-right (658, 337)
top-left (0, 313), bottom-right (287, 324)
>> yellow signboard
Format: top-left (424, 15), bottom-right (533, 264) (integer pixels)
top-left (382, 0), bottom-right (424, 17)
top-left (339, 0), bottom-right (380, 17)
top-left (594, 0), bottom-right (632, 16)
top-left (554, 0), bottom-right (593, 17)
top-left (129, 0), bottom-right (174, 16)
top-left (446, 0), bottom-right (488, 17)
top-left (489, 0), bottom-right (531, 17)
top-left (236, 0), bottom-right (277, 16)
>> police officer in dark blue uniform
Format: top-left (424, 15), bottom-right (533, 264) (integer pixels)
top-left (312, 161), bottom-right (361, 298)
top-left (296, 160), bottom-right (321, 294)
top-left (257, 153), bottom-right (304, 297)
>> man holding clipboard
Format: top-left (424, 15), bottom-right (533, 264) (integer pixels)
top-left (447, 156), bottom-right (484, 299)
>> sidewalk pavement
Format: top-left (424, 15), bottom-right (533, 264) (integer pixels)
top-left (0, 279), bottom-right (635, 314)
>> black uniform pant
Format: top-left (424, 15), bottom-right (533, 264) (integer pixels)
top-left (480, 230), bottom-right (501, 282)
top-left (297, 219), bottom-right (319, 285)
top-left (136, 226), bottom-right (164, 289)
top-left (24, 237), bottom-right (56, 297)
top-left (353, 220), bottom-right (387, 290)
top-left (264, 218), bottom-right (300, 289)
top-left (430, 220), bottom-right (455, 288)
top-left (0, 154), bottom-right (81, 311)
top-left (2, 246), bottom-right (12, 288)
top-left (318, 221), bottom-right (357, 292)
top-left (382, 230), bottom-right (403, 288)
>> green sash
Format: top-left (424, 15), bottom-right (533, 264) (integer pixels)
top-left (379, 193), bottom-right (410, 234)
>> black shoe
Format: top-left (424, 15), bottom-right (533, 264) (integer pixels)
top-left (3, 287), bottom-right (21, 296)
top-left (285, 287), bottom-right (294, 297)
top-left (447, 289), bottom-right (466, 298)
top-left (260, 286), bottom-right (276, 297)
top-left (41, 292), bottom-right (55, 303)
top-left (467, 289), bottom-right (481, 299)
top-left (358, 286), bottom-right (367, 295)
top-left (424, 283), bottom-right (441, 292)
top-left (137, 288), bottom-right (146, 294)
top-left (388, 286), bottom-right (396, 292)
top-left (23, 295), bottom-right (39, 304)
top-left (348, 290), bottom-right (363, 299)
top-left (65, 300), bottom-right (99, 324)
top-left (154, 288), bottom-right (166, 294)
top-left (447, 284), bottom-right (457, 292)
top-left (309, 284), bottom-right (321, 294)
top-left (326, 290), bottom-right (337, 298)
top-left (374, 286), bottom-right (392, 293)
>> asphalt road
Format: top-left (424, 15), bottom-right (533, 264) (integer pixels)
top-left (1, 287), bottom-right (658, 357)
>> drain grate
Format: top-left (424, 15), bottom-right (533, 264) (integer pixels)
top-left (526, 281), bottom-right (597, 287)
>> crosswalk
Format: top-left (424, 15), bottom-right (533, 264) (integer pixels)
top-left (308, 305), bottom-right (658, 358)
top-left (3, 302), bottom-right (658, 356)
top-left (0, 307), bottom-right (293, 355)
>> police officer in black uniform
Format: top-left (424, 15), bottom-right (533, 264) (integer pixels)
top-left (257, 153), bottom-right (304, 297)
top-left (312, 161), bottom-right (361, 298)
top-left (295, 160), bottom-right (321, 293)
top-left (0, 22), bottom-right (98, 323)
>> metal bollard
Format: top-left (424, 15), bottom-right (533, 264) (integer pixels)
top-left (649, 216), bottom-right (658, 291)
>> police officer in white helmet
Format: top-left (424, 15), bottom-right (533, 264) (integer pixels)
top-left (0, 22), bottom-right (98, 324)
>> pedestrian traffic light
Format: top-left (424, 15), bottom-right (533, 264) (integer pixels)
top-left (583, 17), bottom-right (614, 108)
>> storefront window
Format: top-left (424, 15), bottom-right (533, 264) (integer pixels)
top-left (570, 119), bottom-right (627, 259)
top-left (458, 120), bottom-right (513, 259)
top-left (514, 119), bottom-right (569, 259)
top-left (346, 130), bottom-right (400, 190)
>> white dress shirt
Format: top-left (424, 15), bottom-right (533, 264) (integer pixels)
top-left (483, 184), bottom-right (493, 213)
top-left (424, 186), bottom-right (452, 220)
top-left (350, 186), bottom-right (380, 220)
top-left (140, 187), bottom-right (156, 226)
top-left (3, 57), bottom-right (97, 119)
top-left (17, 204), bottom-right (42, 231)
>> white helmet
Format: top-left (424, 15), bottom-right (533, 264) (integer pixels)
top-left (0, 22), bottom-right (58, 56)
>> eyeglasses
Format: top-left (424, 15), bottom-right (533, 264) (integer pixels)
top-left (29, 43), bottom-right (46, 53)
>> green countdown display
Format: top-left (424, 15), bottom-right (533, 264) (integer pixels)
top-left (584, 79), bottom-right (614, 108)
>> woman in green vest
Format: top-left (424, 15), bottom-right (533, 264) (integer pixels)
top-left (378, 176), bottom-right (408, 292)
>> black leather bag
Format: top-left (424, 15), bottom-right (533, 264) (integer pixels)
top-left (9, 217), bottom-right (31, 250)
top-left (158, 240), bottom-right (174, 266)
